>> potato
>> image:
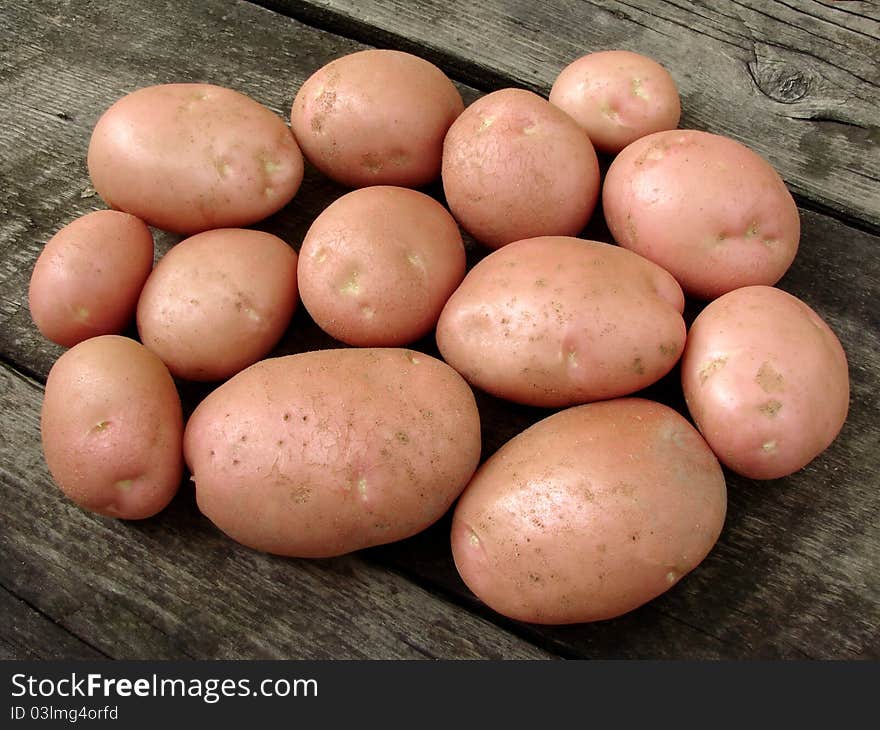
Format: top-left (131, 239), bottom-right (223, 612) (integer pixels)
top-left (603, 129), bottom-right (800, 299)
top-left (436, 236), bottom-right (685, 407)
top-left (41, 335), bottom-right (183, 519)
top-left (137, 229), bottom-right (299, 382)
top-left (290, 50), bottom-right (463, 188)
top-left (88, 83), bottom-right (304, 234)
top-left (298, 186), bottom-right (465, 346)
top-left (441, 88), bottom-right (600, 248)
top-left (549, 50), bottom-right (681, 154)
top-left (29, 210), bottom-right (153, 347)
top-left (452, 398), bottom-right (726, 624)
top-left (184, 348), bottom-right (481, 557)
top-left (681, 285), bottom-right (849, 479)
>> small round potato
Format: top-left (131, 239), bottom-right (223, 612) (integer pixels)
top-left (681, 286), bottom-right (849, 479)
top-left (298, 186), bottom-right (466, 346)
top-left (41, 335), bottom-right (184, 519)
top-left (290, 50), bottom-right (464, 188)
top-left (184, 348), bottom-right (481, 558)
top-left (29, 210), bottom-right (153, 347)
top-left (88, 83), bottom-right (304, 234)
top-left (452, 398), bottom-right (727, 624)
top-left (436, 236), bottom-right (686, 407)
top-left (549, 50), bottom-right (681, 154)
top-left (603, 129), bottom-right (800, 299)
top-left (137, 229), bottom-right (299, 382)
top-left (442, 89), bottom-right (600, 248)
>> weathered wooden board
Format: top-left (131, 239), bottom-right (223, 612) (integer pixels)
top-left (0, 587), bottom-right (107, 660)
top-left (268, 0), bottom-right (880, 231)
top-left (0, 364), bottom-right (554, 660)
top-left (0, 0), bottom-right (878, 659)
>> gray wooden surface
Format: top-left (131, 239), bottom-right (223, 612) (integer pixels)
top-left (1, 0), bottom-right (878, 659)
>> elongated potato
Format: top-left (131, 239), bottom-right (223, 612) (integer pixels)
top-left (436, 236), bottom-right (686, 407)
top-left (184, 348), bottom-right (481, 557)
top-left (452, 398), bottom-right (727, 624)
top-left (41, 335), bottom-right (184, 519)
top-left (681, 285), bottom-right (849, 479)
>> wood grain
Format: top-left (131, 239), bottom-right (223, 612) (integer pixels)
top-left (0, 0), bottom-right (878, 659)
top-left (0, 364), bottom-right (553, 660)
top-left (267, 0), bottom-right (880, 230)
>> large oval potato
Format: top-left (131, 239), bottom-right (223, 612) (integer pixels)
top-left (297, 186), bottom-right (465, 346)
top-left (436, 236), bottom-right (686, 407)
top-left (603, 129), bottom-right (800, 299)
top-left (88, 83), bottom-right (304, 234)
top-left (291, 50), bottom-right (463, 188)
top-left (442, 89), bottom-right (600, 249)
top-left (29, 210), bottom-right (153, 347)
top-left (681, 285), bottom-right (849, 479)
top-left (184, 348), bottom-right (481, 557)
top-left (137, 228), bottom-right (299, 382)
top-left (452, 398), bottom-right (727, 624)
top-left (41, 335), bottom-right (184, 519)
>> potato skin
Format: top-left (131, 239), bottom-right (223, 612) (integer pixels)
top-left (549, 50), bottom-right (680, 154)
top-left (603, 130), bottom-right (800, 300)
top-left (436, 236), bottom-right (686, 407)
top-left (290, 50), bottom-right (463, 188)
top-left (41, 335), bottom-right (184, 519)
top-left (681, 286), bottom-right (849, 479)
top-left (452, 398), bottom-right (726, 624)
top-left (298, 186), bottom-right (465, 346)
top-left (137, 229), bottom-right (299, 382)
top-left (88, 83), bottom-right (304, 234)
top-left (442, 89), bottom-right (600, 248)
top-left (184, 348), bottom-right (481, 558)
top-left (29, 210), bottom-right (154, 347)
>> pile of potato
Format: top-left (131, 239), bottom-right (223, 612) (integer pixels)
top-left (30, 49), bottom-right (849, 625)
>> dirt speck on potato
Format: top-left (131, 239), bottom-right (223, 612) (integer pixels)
top-left (699, 356), bottom-right (728, 384)
top-left (759, 400), bottom-right (783, 417)
top-left (756, 361), bottom-right (785, 392)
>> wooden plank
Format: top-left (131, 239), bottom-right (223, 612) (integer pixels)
top-left (0, 363), bottom-right (553, 660)
top-left (267, 0), bottom-right (880, 231)
top-left (0, 586), bottom-right (108, 660)
top-left (0, 0), bottom-right (877, 659)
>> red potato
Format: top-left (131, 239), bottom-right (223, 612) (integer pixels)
top-left (436, 236), bottom-right (686, 407)
top-left (137, 229), bottom-right (299, 382)
top-left (442, 89), bottom-right (600, 249)
top-left (298, 186), bottom-right (466, 346)
top-left (41, 336), bottom-right (184, 519)
top-left (88, 83), bottom-right (304, 234)
top-left (185, 348), bottom-right (481, 558)
top-left (291, 50), bottom-right (464, 188)
top-left (603, 129), bottom-right (800, 300)
top-left (28, 210), bottom-right (153, 347)
top-left (681, 286), bottom-right (849, 479)
top-left (452, 399), bottom-right (726, 624)
top-left (549, 50), bottom-right (681, 154)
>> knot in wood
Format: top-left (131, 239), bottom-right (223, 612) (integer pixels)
top-left (750, 59), bottom-right (810, 104)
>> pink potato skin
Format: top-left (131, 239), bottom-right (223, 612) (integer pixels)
top-left (88, 83), bottom-right (304, 234)
top-left (681, 286), bottom-right (849, 479)
top-left (451, 398), bottom-right (726, 624)
top-left (442, 89), bottom-right (600, 249)
top-left (297, 186), bottom-right (466, 346)
top-left (137, 229), bottom-right (299, 382)
top-left (28, 210), bottom-right (154, 347)
top-left (549, 50), bottom-right (681, 154)
top-left (41, 335), bottom-right (184, 519)
top-left (184, 349), bottom-right (482, 558)
top-left (603, 130), bottom-right (800, 300)
top-left (436, 236), bottom-right (686, 407)
top-left (290, 50), bottom-right (464, 188)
